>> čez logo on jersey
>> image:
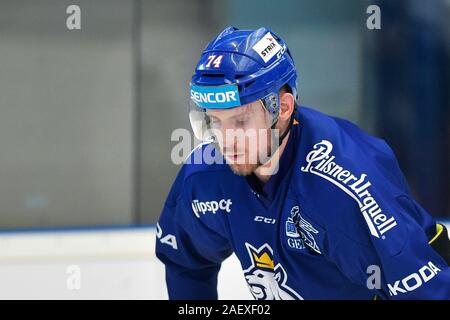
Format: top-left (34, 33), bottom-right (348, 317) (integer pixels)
top-left (286, 206), bottom-right (321, 254)
top-left (285, 207), bottom-right (305, 251)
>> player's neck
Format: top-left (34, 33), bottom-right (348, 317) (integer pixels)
top-left (253, 131), bottom-right (291, 185)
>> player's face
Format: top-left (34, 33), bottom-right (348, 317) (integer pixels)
top-left (206, 101), bottom-right (273, 176)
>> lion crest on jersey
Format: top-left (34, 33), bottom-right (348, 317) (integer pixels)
top-left (243, 243), bottom-right (303, 300)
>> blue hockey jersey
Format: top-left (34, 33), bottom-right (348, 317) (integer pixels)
top-left (155, 106), bottom-right (450, 300)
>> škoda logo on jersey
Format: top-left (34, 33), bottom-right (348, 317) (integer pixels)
top-left (301, 140), bottom-right (397, 239)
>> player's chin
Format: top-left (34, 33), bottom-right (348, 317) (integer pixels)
top-left (227, 163), bottom-right (259, 176)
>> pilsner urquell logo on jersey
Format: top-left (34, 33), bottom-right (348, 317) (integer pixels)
top-left (300, 140), bottom-right (397, 239)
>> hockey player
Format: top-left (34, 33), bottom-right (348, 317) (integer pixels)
top-left (156, 26), bottom-right (450, 299)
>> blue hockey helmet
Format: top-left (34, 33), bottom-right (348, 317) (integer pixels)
top-left (189, 26), bottom-right (298, 140)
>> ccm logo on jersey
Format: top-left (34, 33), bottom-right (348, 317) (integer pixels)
top-left (388, 261), bottom-right (441, 296)
top-left (254, 216), bottom-right (276, 224)
top-left (191, 199), bottom-right (232, 218)
top-left (301, 140), bottom-right (397, 239)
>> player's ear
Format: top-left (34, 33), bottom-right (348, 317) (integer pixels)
top-left (279, 91), bottom-right (295, 121)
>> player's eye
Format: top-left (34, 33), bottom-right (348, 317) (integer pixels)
top-left (208, 116), bottom-right (221, 128)
top-left (234, 118), bottom-right (248, 127)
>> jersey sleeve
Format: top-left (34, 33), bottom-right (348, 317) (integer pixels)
top-left (327, 144), bottom-right (450, 300)
top-left (332, 196), bottom-right (449, 299)
top-left (155, 166), bottom-right (233, 300)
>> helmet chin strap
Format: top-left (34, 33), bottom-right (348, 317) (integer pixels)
top-left (255, 112), bottom-right (295, 168)
top-left (271, 111), bottom-right (295, 147)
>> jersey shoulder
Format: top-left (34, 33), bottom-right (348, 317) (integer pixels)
top-left (297, 106), bottom-right (409, 195)
top-left (293, 106), bottom-right (411, 250)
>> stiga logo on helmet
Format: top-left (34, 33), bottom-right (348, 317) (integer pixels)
top-left (190, 84), bottom-right (241, 109)
top-left (191, 199), bottom-right (232, 218)
top-left (252, 32), bottom-right (282, 63)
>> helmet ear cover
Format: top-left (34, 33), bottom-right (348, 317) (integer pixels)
top-left (261, 92), bottom-right (279, 115)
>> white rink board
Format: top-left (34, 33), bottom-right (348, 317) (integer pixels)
top-left (0, 223), bottom-right (448, 299)
top-left (0, 227), bottom-right (252, 300)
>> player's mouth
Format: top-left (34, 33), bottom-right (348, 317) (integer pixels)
top-left (224, 153), bottom-right (245, 162)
